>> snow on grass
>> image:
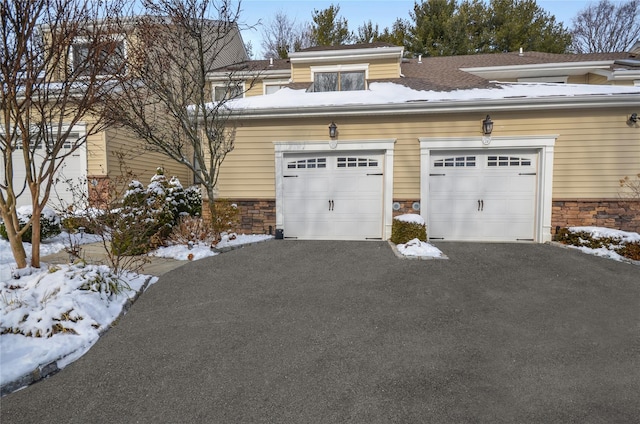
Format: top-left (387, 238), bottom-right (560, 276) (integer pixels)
top-left (396, 238), bottom-right (444, 258)
top-left (149, 234), bottom-right (273, 260)
top-left (0, 263), bottom-right (155, 388)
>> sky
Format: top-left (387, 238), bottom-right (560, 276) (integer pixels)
top-left (238, 0), bottom-right (596, 58)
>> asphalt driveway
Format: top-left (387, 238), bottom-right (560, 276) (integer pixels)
top-left (2, 241), bottom-right (639, 423)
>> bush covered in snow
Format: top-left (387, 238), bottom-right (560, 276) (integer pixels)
top-left (110, 168), bottom-right (202, 255)
top-left (557, 226), bottom-right (640, 261)
top-left (0, 206), bottom-right (61, 243)
top-left (391, 214), bottom-right (427, 244)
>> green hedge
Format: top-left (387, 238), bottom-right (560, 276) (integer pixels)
top-left (390, 215), bottom-right (427, 244)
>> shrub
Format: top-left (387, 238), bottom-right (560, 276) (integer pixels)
top-left (184, 185), bottom-right (202, 216)
top-left (211, 199), bottom-right (239, 238)
top-left (110, 169), bottom-right (202, 255)
top-left (0, 206), bottom-right (61, 242)
top-left (557, 227), bottom-right (640, 261)
top-left (390, 214), bottom-right (427, 244)
top-left (167, 215), bottom-right (217, 245)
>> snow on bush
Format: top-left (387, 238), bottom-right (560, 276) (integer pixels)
top-left (0, 206), bottom-right (61, 243)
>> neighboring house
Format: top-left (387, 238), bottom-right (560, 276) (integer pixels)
top-left (4, 18), bottom-right (248, 210)
top-left (208, 42), bottom-right (640, 242)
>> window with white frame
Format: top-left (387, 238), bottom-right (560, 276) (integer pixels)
top-left (311, 64), bottom-right (368, 92)
top-left (213, 82), bottom-right (244, 101)
top-left (264, 81), bottom-right (288, 95)
top-left (71, 35), bottom-right (126, 76)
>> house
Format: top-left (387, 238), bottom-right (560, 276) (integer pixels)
top-left (207, 42), bottom-right (640, 242)
top-left (3, 17), bottom-right (248, 210)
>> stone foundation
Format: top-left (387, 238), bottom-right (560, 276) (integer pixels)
top-left (206, 199), bottom-right (276, 235)
top-left (392, 199), bottom-right (422, 217)
top-left (552, 199), bottom-right (640, 234)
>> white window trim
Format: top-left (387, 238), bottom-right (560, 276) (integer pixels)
top-left (310, 64), bottom-right (369, 91)
top-left (419, 135), bottom-right (557, 243)
top-left (274, 138), bottom-right (396, 240)
top-left (212, 81), bottom-right (246, 100)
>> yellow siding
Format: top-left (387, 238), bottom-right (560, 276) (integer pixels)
top-left (291, 57), bottom-right (400, 83)
top-left (104, 127), bottom-right (192, 185)
top-left (86, 131), bottom-right (107, 177)
top-left (245, 80), bottom-right (264, 97)
top-left (218, 107), bottom-right (640, 200)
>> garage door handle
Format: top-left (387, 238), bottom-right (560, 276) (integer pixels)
top-left (329, 200), bottom-right (334, 211)
top-left (478, 200), bottom-right (481, 211)
top-left (478, 200), bottom-right (484, 211)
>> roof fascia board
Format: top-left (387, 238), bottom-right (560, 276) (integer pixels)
top-left (289, 47), bottom-right (403, 64)
top-left (592, 68), bottom-right (640, 80)
top-left (227, 94), bottom-right (639, 120)
top-left (208, 69), bottom-right (291, 80)
top-left (461, 60), bottom-right (615, 79)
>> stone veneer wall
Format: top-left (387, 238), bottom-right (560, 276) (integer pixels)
top-left (552, 199), bottom-right (640, 234)
top-left (205, 199), bottom-right (276, 235)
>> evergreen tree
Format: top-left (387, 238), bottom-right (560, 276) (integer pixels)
top-left (309, 4), bottom-right (352, 46)
top-left (407, 0), bottom-right (571, 56)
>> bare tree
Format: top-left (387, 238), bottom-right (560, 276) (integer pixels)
top-left (106, 0), bottom-right (251, 235)
top-left (571, 0), bottom-right (640, 53)
top-left (260, 10), bottom-right (311, 59)
top-left (0, 0), bottom-right (125, 269)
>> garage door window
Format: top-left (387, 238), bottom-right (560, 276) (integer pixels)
top-left (337, 157), bottom-right (379, 168)
top-left (287, 158), bottom-right (327, 169)
top-left (433, 156), bottom-right (476, 167)
top-left (487, 155), bottom-right (532, 167)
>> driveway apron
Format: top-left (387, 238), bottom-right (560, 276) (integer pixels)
top-left (2, 241), bottom-right (639, 423)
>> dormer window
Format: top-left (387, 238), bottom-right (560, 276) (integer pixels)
top-left (71, 36), bottom-right (126, 76)
top-left (213, 81), bottom-right (244, 101)
top-left (310, 64), bottom-right (368, 92)
top-left (314, 71), bottom-right (365, 92)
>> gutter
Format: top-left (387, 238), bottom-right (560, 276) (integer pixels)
top-left (225, 93), bottom-right (640, 120)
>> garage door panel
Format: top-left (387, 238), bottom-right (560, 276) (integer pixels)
top-left (428, 150), bottom-right (538, 241)
top-left (283, 153), bottom-right (383, 240)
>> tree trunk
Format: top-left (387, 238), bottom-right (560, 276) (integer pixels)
top-left (206, 185), bottom-right (218, 237)
top-left (31, 206), bottom-right (42, 268)
top-left (0, 209), bottom-right (28, 269)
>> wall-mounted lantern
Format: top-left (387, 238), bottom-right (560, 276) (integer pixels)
top-left (482, 115), bottom-right (493, 136)
top-left (329, 121), bottom-right (338, 138)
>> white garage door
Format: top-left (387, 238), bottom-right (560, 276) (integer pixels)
top-left (8, 133), bottom-right (86, 210)
top-left (428, 150), bottom-right (538, 241)
top-left (283, 152), bottom-right (383, 240)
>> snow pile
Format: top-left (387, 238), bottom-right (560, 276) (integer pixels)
top-left (569, 226), bottom-right (640, 244)
top-left (224, 82), bottom-right (640, 111)
top-left (396, 238), bottom-right (444, 258)
top-left (0, 263), bottom-right (155, 387)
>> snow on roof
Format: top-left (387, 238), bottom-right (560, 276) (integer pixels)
top-left (225, 81), bottom-right (640, 112)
